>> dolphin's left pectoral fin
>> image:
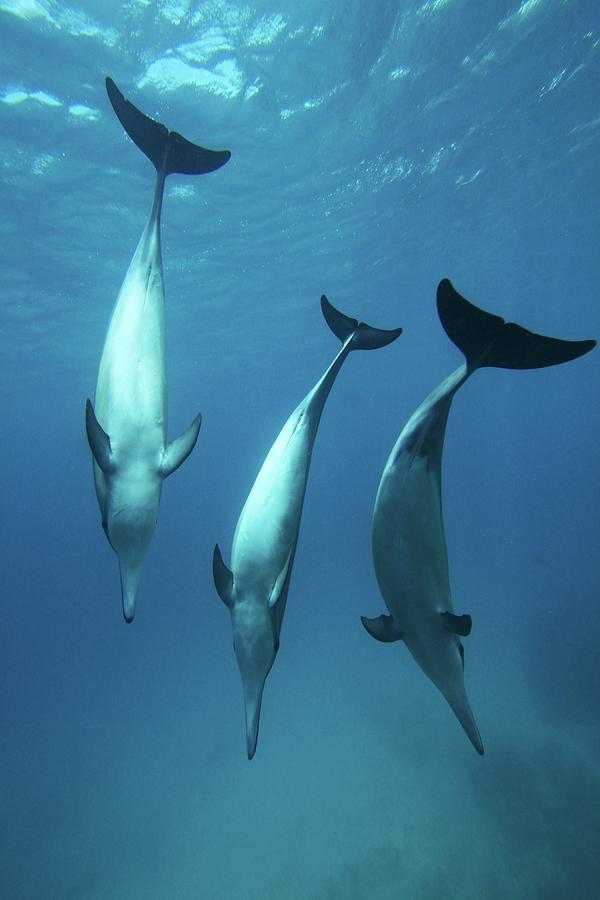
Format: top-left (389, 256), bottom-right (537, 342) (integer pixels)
top-left (160, 414), bottom-right (202, 478)
top-left (441, 611), bottom-right (472, 636)
top-left (213, 544), bottom-right (234, 609)
top-left (85, 399), bottom-right (115, 474)
top-left (361, 614), bottom-right (403, 643)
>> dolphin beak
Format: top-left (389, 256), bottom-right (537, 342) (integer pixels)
top-left (122, 597), bottom-right (136, 624)
top-left (445, 686), bottom-right (484, 756)
top-left (119, 564), bottom-right (141, 624)
top-left (243, 678), bottom-right (265, 760)
top-left (464, 718), bottom-right (484, 757)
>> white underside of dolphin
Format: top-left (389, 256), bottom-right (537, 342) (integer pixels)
top-left (214, 297), bottom-right (402, 758)
top-left (86, 78), bottom-right (230, 622)
top-left (363, 278), bottom-right (595, 755)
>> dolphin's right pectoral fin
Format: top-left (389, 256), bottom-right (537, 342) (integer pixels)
top-left (268, 547), bottom-right (294, 609)
top-left (160, 414), bottom-right (202, 478)
top-left (361, 614), bottom-right (403, 643)
top-left (441, 611), bottom-right (472, 636)
top-left (213, 544), bottom-right (234, 609)
top-left (85, 399), bottom-right (115, 474)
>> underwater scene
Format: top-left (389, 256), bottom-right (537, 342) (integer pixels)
top-left (1, 1), bottom-right (599, 897)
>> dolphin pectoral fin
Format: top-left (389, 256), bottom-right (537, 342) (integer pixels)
top-left (361, 614), bottom-right (403, 643)
top-left (85, 399), bottom-right (115, 474)
top-left (160, 414), bottom-right (202, 478)
top-left (441, 611), bottom-right (472, 637)
top-left (268, 547), bottom-right (294, 609)
top-left (213, 544), bottom-right (234, 609)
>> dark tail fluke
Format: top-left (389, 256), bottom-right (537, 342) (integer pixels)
top-left (321, 294), bottom-right (402, 351)
top-left (437, 279), bottom-right (595, 371)
top-left (105, 77), bottom-right (231, 175)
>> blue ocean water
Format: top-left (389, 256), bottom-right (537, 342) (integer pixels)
top-left (1, 1), bottom-right (599, 897)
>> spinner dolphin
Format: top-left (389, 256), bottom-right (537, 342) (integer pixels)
top-left (214, 296), bottom-right (402, 758)
top-left (362, 279), bottom-right (595, 754)
top-left (86, 78), bottom-right (230, 622)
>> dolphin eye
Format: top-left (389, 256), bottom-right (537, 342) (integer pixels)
top-left (458, 642), bottom-right (464, 669)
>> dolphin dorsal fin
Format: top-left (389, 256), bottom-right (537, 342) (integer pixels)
top-left (268, 546), bottom-right (294, 608)
top-left (360, 614), bottom-right (403, 643)
top-left (85, 399), bottom-right (115, 474)
top-left (160, 414), bottom-right (202, 478)
top-left (441, 611), bottom-right (472, 636)
top-left (213, 544), bottom-right (234, 609)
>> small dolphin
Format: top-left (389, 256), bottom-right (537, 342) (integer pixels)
top-left (362, 279), bottom-right (595, 754)
top-left (214, 297), bottom-right (402, 758)
top-left (86, 78), bottom-right (230, 622)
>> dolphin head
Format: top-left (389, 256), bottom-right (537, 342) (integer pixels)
top-left (230, 600), bottom-right (279, 760)
top-left (436, 639), bottom-right (484, 756)
top-left (409, 632), bottom-right (484, 756)
top-left (104, 478), bottom-right (161, 623)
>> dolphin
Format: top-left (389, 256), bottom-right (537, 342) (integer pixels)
top-left (86, 78), bottom-right (230, 622)
top-left (214, 297), bottom-right (402, 758)
top-left (362, 279), bottom-right (595, 754)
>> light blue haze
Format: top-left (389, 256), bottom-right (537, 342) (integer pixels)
top-left (1, 1), bottom-right (599, 897)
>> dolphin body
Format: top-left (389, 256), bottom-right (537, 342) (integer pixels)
top-left (86, 78), bottom-right (230, 622)
top-left (214, 297), bottom-right (402, 758)
top-left (362, 279), bottom-right (595, 754)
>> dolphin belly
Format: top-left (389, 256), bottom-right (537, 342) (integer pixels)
top-left (95, 235), bottom-right (166, 433)
top-left (373, 427), bottom-right (452, 626)
top-left (232, 402), bottom-right (313, 585)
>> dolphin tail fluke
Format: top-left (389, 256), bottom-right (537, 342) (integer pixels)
top-left (437, 278), bottom-right (595, 372)
top-left (105, 77), bottom-right (231, 175)
top-left (321, 295), bottom-right (402, 351)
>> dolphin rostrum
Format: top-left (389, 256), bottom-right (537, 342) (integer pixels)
top-left (86, 78), bottom-right (230, 622)
top-left (362, 279), bottom-right (595, 754)
top-left (214, 297), bottom-right (402, 758)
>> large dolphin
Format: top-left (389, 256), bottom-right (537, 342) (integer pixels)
top-left (86, 78), bottom-right (230, 622)
top-left (214, 297), bottom-right (402, 758)
top-left (362, 279), bottom-right (595, 754)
